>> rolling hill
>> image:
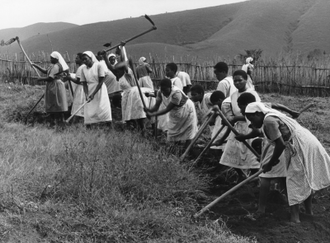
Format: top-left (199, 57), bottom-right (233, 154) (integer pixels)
top-left (0, 22), bottom-right (78, 43)
top-left (0, 0), bottom-right (329, 61)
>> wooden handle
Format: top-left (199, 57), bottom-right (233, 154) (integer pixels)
top-left (104, 26), bottom-right (156, 52)
top-left (180, 112), bottom-right (216, 161)
top-left (128, 58), bottom-right (147, 110)
top-left (194, 169), bottom-right (264, 218)
top-left (65, 100), bottom-right (89, 123)
top-left (16, 37), bottom-right (41, 77)
top-left (216, 110), bottom-right (260, 159)
top-left (193, 125), bottom-right (225, 164)
top-left (299, 103), bottom-right (314, 113)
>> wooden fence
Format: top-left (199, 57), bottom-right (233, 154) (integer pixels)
top-left (1, 55), bottom-right (330, 96)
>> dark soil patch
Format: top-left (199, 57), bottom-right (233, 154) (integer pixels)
top-left (194, 147), bottom-right (330, 243)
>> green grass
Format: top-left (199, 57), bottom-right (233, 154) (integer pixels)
top-left (0, 82), bottom-right (256, 242)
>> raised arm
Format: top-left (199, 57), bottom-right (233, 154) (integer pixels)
top-left (271, 103), bottom-right (300, 118)
top-left (32, 63), bottom-right (47, 74)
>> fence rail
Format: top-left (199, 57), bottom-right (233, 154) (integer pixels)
top-left (1, 56), bottom-right (330, 96)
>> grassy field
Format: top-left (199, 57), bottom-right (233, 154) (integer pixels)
top-left (0, 81), bottom-right (329, 242)
top-left (0, 82), bottom-right (257, 242)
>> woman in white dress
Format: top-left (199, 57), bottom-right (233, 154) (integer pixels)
top-left (219, 70), bottom-right (261, 182)
top-left (80, 51), bottom-right (112, 125)
top-left (145, 78), bottom-right (197, 145)
top-left (245, 102), bottom-right (330, 223)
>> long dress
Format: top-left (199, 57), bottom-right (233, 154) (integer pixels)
top-left (259, 115), bottom-right (287, 178)
top-left (262, 112), bottom-right (330, 206)
top-left (159, 86), bottom-right (198, 141)
top-left (157, 79), bottom-right (183, 132)
top-left (242, 63), bottom-right (254, 89)
top-left (70, 65), bottom-right (85, 117)
top-left (80, 62), bottom-right (112, 124)
top-left (136, 63), bottom-right (154, 90)
top-left (212, 76), bottom-right (238, 149)
top-left (210, 97), bottom-right (232, 150)
top-left (119, 69), bottom-right (155, 122)
top-left (194, 92), bottom-right (216, 144)
top-left (219, 89), bottom-right (261, 169)
top-left (45, 63), bottom-right (68, 113)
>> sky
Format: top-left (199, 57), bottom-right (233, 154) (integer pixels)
top-left (0, 0), bottom-right (247, 30)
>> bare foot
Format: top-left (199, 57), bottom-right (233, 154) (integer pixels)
top-left (305, 209), bottom-right (313, 215)
top-left (290, 205), bottom-right (300, 223)
top-left (286, 220), bottom-right (301, 226)
top-left (252, 210), bottom-right (267, 220)
top-left (290, 216), bottom-right (301, 224)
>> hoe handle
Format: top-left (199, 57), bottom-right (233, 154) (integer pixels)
top-left (194, 169), bottom-right (264, 218)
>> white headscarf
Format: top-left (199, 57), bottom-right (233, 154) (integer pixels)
top-left (108, 53), bottom-right (118, 65)
top-left (83, 51), bottom-right (99, 63)
top-left (246, 57), bottom-right (253, 64)
top-left (138, 56), bottom-right (146, 65)
top-left (50, 51), bottom-right (69, 71)
top-left (108, 53), bottom-right (116, 59)
top-left (245, 102), bottom-right (283, 116)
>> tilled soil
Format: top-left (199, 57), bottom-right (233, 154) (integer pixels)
top-left (195, 149), bottom-right (330, 243)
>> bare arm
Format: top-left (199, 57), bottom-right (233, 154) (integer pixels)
top-left (272, 103), bottom-right (300, 118)
top-left (148, 102), bottom-right (176, 117)
top-left (262, 137), bottom-right (286, 172)
top-left (88, 76), bottom-right (105, 101)
top-left (64, 73), bottom-right (82, 85)
top-left (32, 63), bottom-right (47, 74)
top-left (235, 126), bottom-right (262, 142)
top-left (146, 63), bottom-right (153, 74)
top-left (147, 100), bottom-right (161, 113)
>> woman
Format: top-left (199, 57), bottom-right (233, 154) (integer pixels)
top-left (108, 53), bottom-right (117, 66)
top-left (219, 70), bottom-right (261, 182)
top-left (157, 62), bottom-right (184, 133)
top-left (80, 51), bottom-right (112, 125)
top-left (241, 57), bottom-right (254, 88)
top-left (113, 46), bottom-right (155, 130)
top-left (145, 78), bottom-right (197, 144)
top-left (32, 51), bottom-right (69, 126)
top-left (64, 53), bottom-right (85, 122)
top-left (97, 50), bottom-right (121, 98)
top-left (116, 64), bottom-right (155, 130)
top-left (136, 56), bottom-right (154, 89)
top-left (245, 102), bottom-right (330, 223)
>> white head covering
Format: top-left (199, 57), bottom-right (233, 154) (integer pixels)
top-left (138, 56), bottom-right (146, 65)
top-left (246, 57), bottom-right (253, 64)
top-left (107, 53), bottom-right (118, 65)
top-left (50, 51), bottom-right (69, 71)
top-left (83, 51), bottom-right (99, 63)
top-left (245, 102), bottom-right (283, 116)
top-left (108, 53), bottom-right (116, 59)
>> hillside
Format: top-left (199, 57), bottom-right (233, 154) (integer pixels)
top-left (0, 22), bottom-right (78, 43)
top-left (292, 0), bottom-right (330, 54)
top-left (190, 0), bottom-right (316, 57)
top-left (1, 0), bottom-right (330, 61)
